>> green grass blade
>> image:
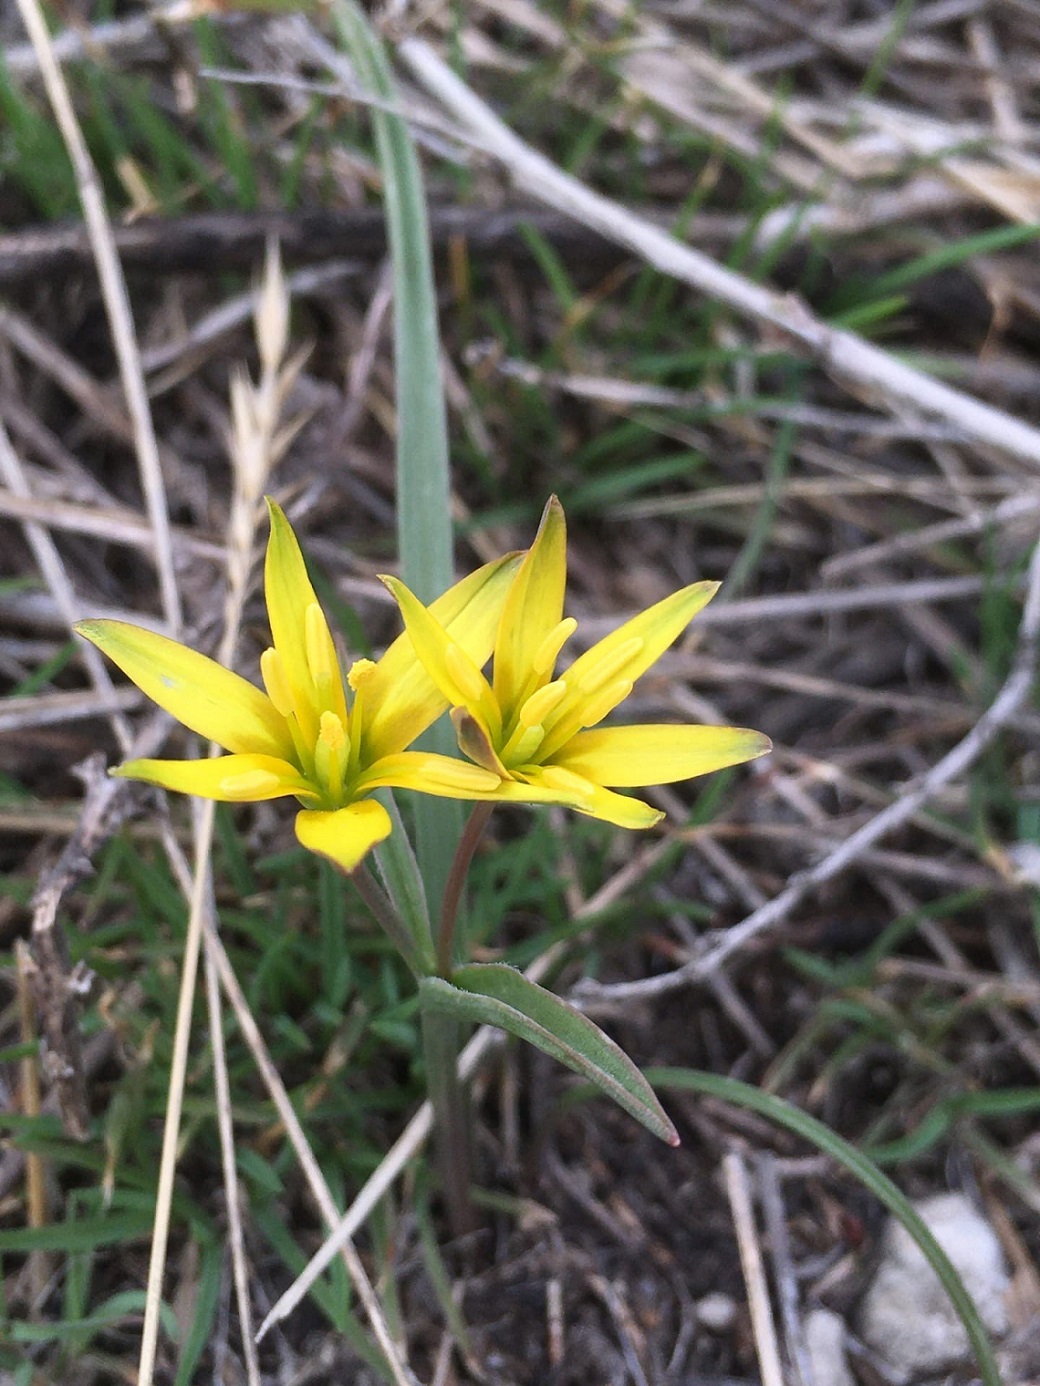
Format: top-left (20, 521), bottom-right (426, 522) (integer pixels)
top-left (333, 0), bottom-right (461, 920)
top-left (647, 1068), bottom-right (1002, 1386)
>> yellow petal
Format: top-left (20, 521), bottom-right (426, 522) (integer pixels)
top-left (379, 575), bottom-right (499, 734)
top-left (363, 555), bottom-right (519, 759)
top-left (354, 751), bottom-right (504, 799)
top-left (510, 766), bottom-right (665, 829)
top-left (295, 802), bottom-right (392, 873)
top-left (113, 753), bottom-right (315, 801)
top-left (264, 498), bottom-right (320, 738)
top-left (552, 725), bottom-right (772, 787)
top-left (539, 581), bottom-right (719, 759)
top-left (75, 619), bottom-right (291, 759)
top-left (493, 496), bottom-right (567, 716)
top-left (571, 784), bottom-right (664, 830)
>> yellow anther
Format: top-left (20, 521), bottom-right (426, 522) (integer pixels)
top-left (319, 710), bottom-right (347, 751)
top-left (532, 618), bottom-right (577, 677)
top-left (304, 602), bottom-right (334, 684)
top-left (314, 710), bottom-right (348, 801)
top-left (218, 769), bottom-right (282, 798)
top-left (418, 758), bottom-right (500, 793)
top-left (260, 647), bottom-right (295, 718)
top-left (577, 636), bottom-right (643, 694)
top-left (347, 658), bottom-right (376, 691)
top-left (518, 679), bottom-right (568, 729)
top-left (540, 766), bottom-right (596, 801)
top-left (580, 677), bottom-right (632, 729)
top-left (444, 642), bottom-right (488, 705)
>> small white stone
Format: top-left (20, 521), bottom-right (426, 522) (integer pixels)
top-left (858, 1192), bottom-right (1010, 1382)
top-left (696, 1291), bottom-right (737, 1333)
top-left (805, 1309), bottom-right (855, 1386)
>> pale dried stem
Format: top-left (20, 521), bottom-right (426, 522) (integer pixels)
top-left (154, 245), bottom-right (408, 1383)
top-left (135, 805), bottom-right (215, 1386)
top-left (723, 1150), bottom-right (785, 1386)
top-left (14, 940), bottom-right (48, 1305)
top-left (757, 1155), bottom-right (813, 1386)
top-left (0, 418), bottom-right (133, 754)
top-left (397, 37), bottom-right (1040, 470)
top-left (201, 919), bottom-right (417, 1386)
top-left (11, 0), bottom-right (181, 632)
top-left (201, 937), bottom-right (261, 1386)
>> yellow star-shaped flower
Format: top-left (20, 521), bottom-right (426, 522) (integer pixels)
top-left (382, 496), bottom-right (770, 829)
top-left (76, 500), bottom-right (520, 872)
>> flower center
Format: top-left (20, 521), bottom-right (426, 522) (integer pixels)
top-left (313, 710), bottom-right (350, 805)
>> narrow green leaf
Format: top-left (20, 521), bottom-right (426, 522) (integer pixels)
top-left (173, 1239), bottom-right (222, 1386)
top-left (420, 964), bottom-right (678, 1145)
top-left (333, 0), bottom-right (461, 920)
top-left (6, 1290), bottom-right (178, 1346)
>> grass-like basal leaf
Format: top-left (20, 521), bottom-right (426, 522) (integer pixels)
top-left (333, 0), bottom-right (461, 917)
top-left (647, 1069), bottom-right (1002, 1386)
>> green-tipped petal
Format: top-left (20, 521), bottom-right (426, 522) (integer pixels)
top-left (568, 580), bottom-right (718, 692)
top-left (517, 766), bottom-right (665, 829)
top-left (295, 802), bottom-right (392, 873)
top-left (114, 752), bottom-right (315, 801)
top-left (75, 619), bottom-right (291, 759)
top-left (493, 496), bottom-right (567, 715)
top-left (539, 580), bottom-right (719, 759)
top-left (264, 498), bottom-right (321, 737)
top-left (552, 725), bottom-right (772, 787)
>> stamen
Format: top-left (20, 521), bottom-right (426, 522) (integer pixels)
top-left (580, 677), bottom-right (632, 728)
top-left (260, 647), bottom-right (295, 718)
top-left (314, 710), bottom-right (348, 800)
top-left (347, 658), bottom-right (376, 692)
top-left (504, 725), bottom-right (544, 764)
top-left (444, 642), bottom-right (488, 705)
top-left (319, 709), bottom-right (347, 753)
top-left (576, 636), bottom-right (644, 694)
top-left (532, 618), bottom-right (577, 677)
top-left (518, 679), bottom-right (567, 728)
top-left (218, 769), bottom-right (283, 798)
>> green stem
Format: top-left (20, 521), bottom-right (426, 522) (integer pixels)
top-left (350, 864), bottom-right (423, 977)
top-left (437, 803), bottom-right (494, 978)
top-left (419, 804), bottom-right (496, 1235)
top-left (421, 1008), bottom-right (476, 1238)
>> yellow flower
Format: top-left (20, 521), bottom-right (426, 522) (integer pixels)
top-left (75, 500), bottom-right (520, 872)
top-left (382, 496), bottom-right (770, 829)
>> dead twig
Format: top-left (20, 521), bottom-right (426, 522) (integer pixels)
top-left (723, 1150), bottom-right (785, 1386)
top-left (12, 0), bottom-right (181, 630)
top-left (576, 527), bottom-right (1040, 1004)
top-left (397, 37), bottom-right (1040, 470)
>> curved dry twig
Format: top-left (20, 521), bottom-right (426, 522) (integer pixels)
top-left (396, 37), bottom-right (1040, 472)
